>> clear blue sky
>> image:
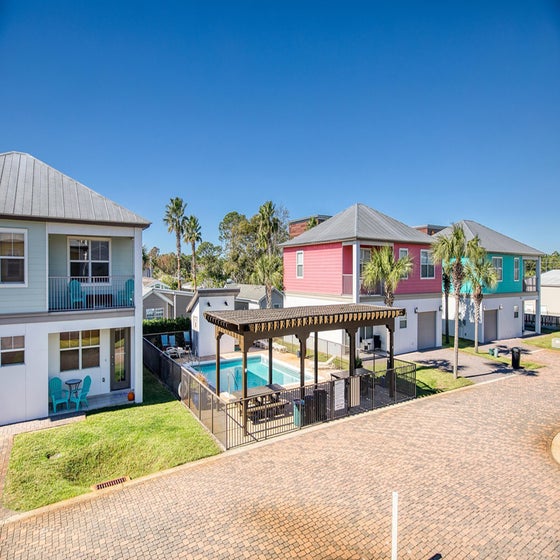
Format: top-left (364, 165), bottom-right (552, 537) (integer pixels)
top-left (1, 1), bottom-right (559, 253)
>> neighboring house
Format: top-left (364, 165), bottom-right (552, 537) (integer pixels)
top-left (229, 283), bottom-right (284, 310)
top-left (540, 270), bottom-right (560, 316)
top-left (282, 203), bottom-right (443, 355)
top-left (288, 214), bottom-right (331, 239)
top-left (142, 279), bottom-right (194, 319)
top-left (0, 152), bottom-right (150, 426)
top-left (187, 287), bottom-right (240, 357)
top-left (433, 220), bottom-right (544, 342)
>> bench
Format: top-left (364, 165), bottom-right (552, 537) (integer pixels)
top-left (244, 398), bottom-right (289, 423)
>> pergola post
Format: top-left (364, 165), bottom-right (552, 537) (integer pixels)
top-left (346, 327), bottom-right (357, 376)
top-left (242, 341), bottom-right (248, 433)
top-left (314, 331), bottom-right (319, 385)
top-left (387, 323), bottom-right (395, 398)
top-left (268, 338), bottom-right (273, 384)
top-left (296, 333), bottom-right (307, 399)
top-left (215, 332), bottom-right (223, 395)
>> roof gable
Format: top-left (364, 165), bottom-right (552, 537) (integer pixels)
top-left (0, 151), bottom-right (150, 228)
top-left (282, 203), bottom-right (432, 247)
top-left (435, 220), bottom-right (543, 257)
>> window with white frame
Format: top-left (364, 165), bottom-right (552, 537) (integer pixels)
top-left (69, 238), bottom-right (110, 283)
top-left (359, 248), bottom-right (371, 277)
top-left (0, 336), bottom-right (25, 366)
top-left (60, 330), bottom-right (100, 372)
top-left (296, 251), bottom-right (304, 278)
top-left (492, 257), bottom-right (503, 281)
top-left (399, 316), bottom-right (407, 329)
top-left (399, 248), bottom-right (409, 279)
top-left (0, 229), bottom-right (26, 285)
top-left (420, 250), bottom-right (435, 279)
top-left (146, 307), bottom-right (164, 319)
top-left (514, 258), bottom-right (520, 282)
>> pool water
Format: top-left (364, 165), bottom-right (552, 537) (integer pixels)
top-left (196, 355), bottom-right (310, 392)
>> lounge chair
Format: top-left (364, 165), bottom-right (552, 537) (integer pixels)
top-left (49, 377), bottom-right (69, 413)
top-left (317, 355), bottom-right (337, 369)
top-left (70, 375), bottom-right (91, 410)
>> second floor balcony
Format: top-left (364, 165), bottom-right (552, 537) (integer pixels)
top-left (49, 276), bottom-right (135, 312)
top-left (342, 274), bottom-right (384, 297)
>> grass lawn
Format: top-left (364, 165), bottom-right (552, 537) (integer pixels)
top-left (415, 366), bottom-right (473, 397)
top-left (523, 330), bottom-right (560, 351)
top-left (3, 368), bottom-right (221, 512)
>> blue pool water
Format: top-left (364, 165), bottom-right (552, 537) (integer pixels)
top-left (196, 355), bottom-right (310, 392)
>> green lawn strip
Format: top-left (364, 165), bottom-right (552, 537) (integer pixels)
top-left (442, 336), bottom-right (543, 370)
top-left (522, 330), bottom-right (560, 351)
top-left (3, 368), bottom-right (221, 512)
top-left (415, 365), bottom-right (473, 397)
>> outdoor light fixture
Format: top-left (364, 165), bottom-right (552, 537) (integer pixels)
top-left (499, 305), bottom-right (503, 310)
top-left (207, 302), bottom-right (211, 307)
top-left (224, 301), bottom-right (228, 306)
top-left (438, 305), bottom-right (443, 311)
top-left (414, 307), bottom-right (418, 313)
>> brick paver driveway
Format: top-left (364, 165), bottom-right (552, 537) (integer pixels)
top-left (1, 348), bottom-right (559, 559)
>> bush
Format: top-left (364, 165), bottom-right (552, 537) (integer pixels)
top-left (143, 317), bottom-right (191, 335)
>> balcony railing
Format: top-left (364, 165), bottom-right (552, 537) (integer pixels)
top-left (49, 276), bottom-right (135, 311)
top-left (342, 274), bottom-right (383, 296)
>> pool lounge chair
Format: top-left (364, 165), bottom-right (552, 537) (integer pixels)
top-left (317, 355), bottom-right (336, 369)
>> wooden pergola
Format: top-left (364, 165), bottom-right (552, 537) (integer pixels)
top-left (204, 304), bottom-right (405, 426)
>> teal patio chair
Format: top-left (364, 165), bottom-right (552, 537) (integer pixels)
top-left (70, 375), bottom-right (91, 410)
top-left (118, 279), bottom-right (134, 307)
top-left (68, 279), bottom-right (86, 309)
top-left (49, 377), bottom-right (69, 413)
top-left (161, 334), bottom-right (169, 348)
top-left (168, 334), bottom-right (176, 347)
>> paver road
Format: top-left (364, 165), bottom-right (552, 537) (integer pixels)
top-left (1, 348), bottom-right (559, 559)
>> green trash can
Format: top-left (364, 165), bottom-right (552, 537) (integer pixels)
top-left (293, 399), bottom-right (305, 427)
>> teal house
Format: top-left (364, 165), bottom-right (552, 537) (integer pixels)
top-left (435, 220), bottom-right (544, 343)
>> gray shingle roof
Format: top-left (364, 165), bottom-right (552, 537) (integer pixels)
top-left (434, 220), bottom-right (543, 257)
top-left (0, 151), bottom-right (150, 228)
top-left (281, 203), bottom-right (432, 246)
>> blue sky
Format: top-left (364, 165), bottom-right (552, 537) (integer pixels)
top-left (1, 1), bottom-right (559, 253)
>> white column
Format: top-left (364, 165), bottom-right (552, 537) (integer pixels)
top-left (133, 228), bottom-right (144, 402)
top-left (535, 257), bottom-right (542, 335)
top-left (352, 241), bottom-right (360, 303)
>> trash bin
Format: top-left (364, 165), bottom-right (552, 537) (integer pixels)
top-left (511, 347), bottom-right (521, 369)
top-left (293, 399), bottom-right (305, 427)
top-left (304, 394), bottom-right (316, 424)
top-left (314, 389), bottom-right (328, 421)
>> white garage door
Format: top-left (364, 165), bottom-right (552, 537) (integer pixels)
top-left (484, 309), bottom-right (498, 342)
top-left (417, 311), bottom-right (437, 350)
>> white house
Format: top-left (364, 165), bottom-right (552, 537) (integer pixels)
top-left (0, 152), bottom-right (150, 425)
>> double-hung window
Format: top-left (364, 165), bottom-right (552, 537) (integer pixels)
top-left (514, 258), bottom-right (520, 282)
top-left (69, 238), bottom-right (110, 283)
top-left (296, 251), bottom-right (304, 278)
top-left (399, 248), bottom-right (409, 279)
top-left (492, 257), bottom-right (503, 282)
top-left (60, 330), bottom-right (100, 372)
top-left (0, 336), bottom-right (25, 366)
top-left (420, 250), bottom-right (435, 279)
top-left (0, 229), bottom-right (26, 285)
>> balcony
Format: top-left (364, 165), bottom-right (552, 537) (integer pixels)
top-left (49, 276), bottom-right (135, 312)
top-left (342, 274), bottom-right (383, 296)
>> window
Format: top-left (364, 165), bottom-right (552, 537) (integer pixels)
top-left (0, 229), bottom-right (26, 285)
top-left (60, 330), bottom-right (100, 372)
top-left (492, 257), bottom-right (503, 282)
top-left (420, 250), bottom-right (435, 279)
top-left (399, 317), bottom-right (407, 329)
top-left (359, 248), bottom-right (371, 277)
top-left (0, 336), bottom-right (25, 366)
top-left (69, 238), bottom-right (110, 283)
top-left (514, 258), bottom-right (520, 282)
top-left (399, 248), bottom-right (409, 279)
top-left (146, 308), bottom-right (164, 319)
top-left (296, 251), bottom-right (304, 278)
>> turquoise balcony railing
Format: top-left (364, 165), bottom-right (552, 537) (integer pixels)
top-left (48, 276), bottom-right (135, 311)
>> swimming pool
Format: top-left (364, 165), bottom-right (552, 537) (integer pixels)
top-left (196, 355), bottom-right (311, 392)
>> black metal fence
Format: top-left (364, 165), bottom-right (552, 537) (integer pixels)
top-left (524, 313), bottom-right (560, 331)
top-left (143, 338), bottom-right (416, 450)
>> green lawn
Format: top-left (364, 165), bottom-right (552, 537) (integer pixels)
top-left (3, 368), bottom-right (221, 512)
top-left (415, 365), bottom-right (473, 397)
top-left (522, 330), bottom-right (560, 351)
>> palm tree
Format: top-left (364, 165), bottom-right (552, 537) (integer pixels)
top-left (163, 197), bottom-right (187, 290)
top-left (256, 201), bottom-right (279, 257)
top-left (442, 263), bottom-right (452, 345)
top-left (432, 225), bottom-right (481, 378)
top-left (465, 247), bottom-right (498, 353)
top-left (306, 216), bottom-right (318, 230)
top-left (251, 254), bottom-right (283, 308)
top-left (184, 215), bottom-right (202, 290)
top-left (362, 245), bottom-right (413, 307)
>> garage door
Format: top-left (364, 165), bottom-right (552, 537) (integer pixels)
top-left (484, 309), bottom-right (498, 342)
top-left (417, 311), bottom-right (437, 350)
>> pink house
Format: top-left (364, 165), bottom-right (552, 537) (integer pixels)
top-left (282, 203), bottom-right (443, 354)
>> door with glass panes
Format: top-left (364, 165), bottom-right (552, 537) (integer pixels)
top-left (110, 328), bottom-right (130, 390)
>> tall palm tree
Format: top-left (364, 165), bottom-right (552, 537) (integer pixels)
top-left (251, 254), bottom-right (283, 308)
top-left (432, 225), bottom-right (481, 378)
top-left (465, 247), bottom-right (498, 353)
top-left (442, 263), bottom-right (452, 345)
top-left (362, 245), bottom-right (413, 307)
top-left (256, 200), bottom-right (279, 257)
top-left (306, 216), bottom-right (318, 230)
top-left (163, 197), bottom-right (187, 290)
top-left (184, 215), bottom-right (202, 290)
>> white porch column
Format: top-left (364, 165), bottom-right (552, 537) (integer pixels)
top-left (133, 228), bottom-right (144, 402)
top-left (535, 257), bottom-right (542, 334)
top-left (352, 241), bottom-right (360, 303)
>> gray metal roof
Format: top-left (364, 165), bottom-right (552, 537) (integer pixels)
top-left (0, 151), bottom-right (151, 228)
top-left (282, 203), bottom-right (432, 247)
top-left (434, 220), bottom-right (543, 257)
top-left (228, 283), bottom-right (282, 303)
top-left (541, 270), bottom-right (560, 287)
